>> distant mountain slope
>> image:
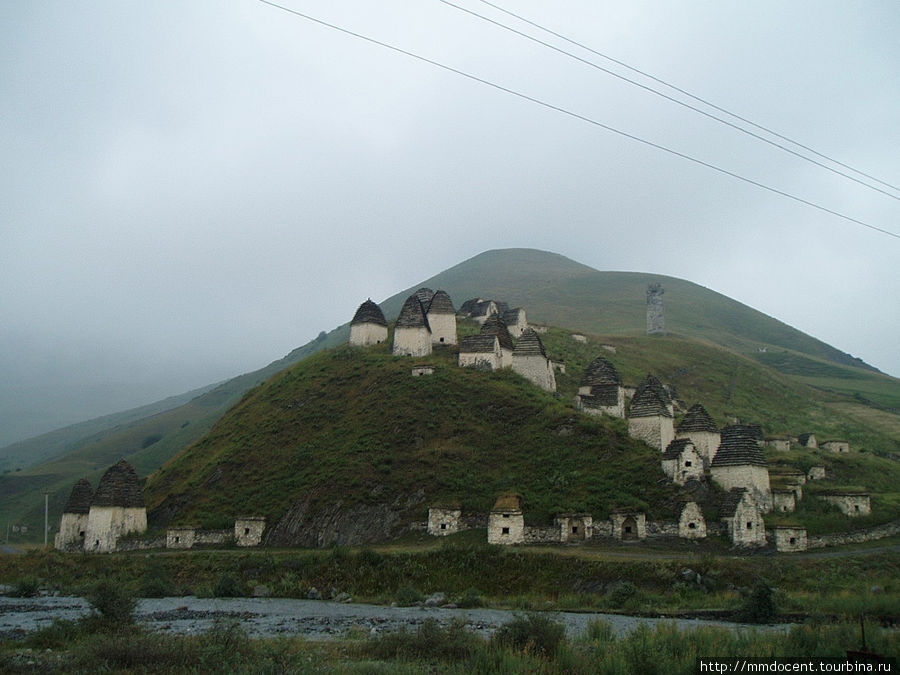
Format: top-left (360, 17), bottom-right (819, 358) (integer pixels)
top-left (388, 249), bottom-right (879, 375)
top-left (2, 248), bottom-right (896, 542)
top-left (0, 384), bottom-right (217, 474)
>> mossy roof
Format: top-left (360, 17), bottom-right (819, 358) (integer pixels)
top-left (491, 494), bottom-right (522, 512)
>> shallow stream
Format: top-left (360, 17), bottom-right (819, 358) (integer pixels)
top-left (0, 595), bottom-right (790, 640)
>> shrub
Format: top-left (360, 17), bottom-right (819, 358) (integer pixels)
top-left (213, 574), bottom-right (242, 598)
top-left (583, 619), bottom-right (615, 643)
top-left (12, 577), bottom-right (40, 597)
top-left (736, 578), bottom-right (780, 624)
top-left (24, 618), bottom-right (83, 650)
top-left (606, 580), bottom-right (637, 609)
top-left (73, 628), bottom-right (190, 670)
top-left (86, 580), bottom-right (137, 626)
top-left (198, 619), bottom-right (253, 669)
top-left (394, 585), bottom-right (424, 606)
top-left (456, 587), bottom-right (484, 608)
top-left (140, 573), bottom-right (175, 598)
top-left (368, 618), bottom-right (481, 662)
top-left (492, 613), bottom-right (566, 657)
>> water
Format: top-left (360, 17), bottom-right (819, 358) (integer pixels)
top-left (0, 595), bottom-right (790, 640)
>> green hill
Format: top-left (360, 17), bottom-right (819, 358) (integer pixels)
top-left (2, 248), bottom-right (897, 543)
top-left (143, 323), bottom-right (899, 544)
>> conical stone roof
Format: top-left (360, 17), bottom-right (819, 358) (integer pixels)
top-left (711, 432), bottom-right (767, 468)
top-left (581, 356), bottom-right (622, 387)
top-left (634, 373), bottom-right (672, 407)
top-left (427, 290), bottom-right (455, 315)
top-left (459, 334), bottom-right (497, 353)
top-left (396, 294), bottom-right (430, 330)
top-left (677, 403), bottom-right (718, 433)
top-left (480, 315), bottom-right (514, 351)
top-left (414, 287), bottom-right (435, 306)
top-left (350, 299), bottom-right (387, 327)
top-left (722, 423), bottom-right (764, 442)
top-left (92, 460), bottom-right (145, 508)
top-left (63, 478), bottom-right (93, 515)
top-left (662, 438), bottom-right (694, 460)
top-left (513, 328), bottom-right (546, 357)
top-left (628, 386), bottom-right (673, 418)
top-left (719, 487), bottom-right (750, 517)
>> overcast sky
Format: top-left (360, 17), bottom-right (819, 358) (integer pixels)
top-left (2, 1), bottom-right (898, 448)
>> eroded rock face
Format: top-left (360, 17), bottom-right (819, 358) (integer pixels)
top-left (265, 488), bottom-right (425, 547)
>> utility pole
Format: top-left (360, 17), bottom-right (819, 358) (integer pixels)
top-left (44, 493), bottom-right (49, 548)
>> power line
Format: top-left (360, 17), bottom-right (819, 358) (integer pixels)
top-left (476, 0), bottom-right (900, 197)
top-left (257, 0), bottom-right (898, 241)
top-left (441, 0), bottom-right (899, 201)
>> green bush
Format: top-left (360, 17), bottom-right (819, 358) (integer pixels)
top-left (368, 618), bottom-right (481, 662)
top-left (24, 618), bottom-right (83, 650)
top-left (394, 584), bottom-right (424, 606)
top-left (86, 580), bottom-right (137, 626)
top-left (198, 619), bottom-right (254, 670)
top-left (492, 613), bottom-right (566, 657)
top-left (736, 578), bottom-right (780, 624)
top-left (12, 577), bottom-right (40, 597)
top-left (606, 580), bottom-right (638, 609)
top-left (456, 587), bottom-right (484, 608)
top-left (73, 628), bottom-right (193, 671)
top-left (213, 574), bottom-right (242, 598)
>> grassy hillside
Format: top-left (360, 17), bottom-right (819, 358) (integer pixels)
top-left (146, 341), bottom-right (685, 536)
top-left (144, 325), bottom-right (899, 543)
top-left (0, 330), bottom-right (346, 544)
top-left (3, 248), bottom-right (897, 543)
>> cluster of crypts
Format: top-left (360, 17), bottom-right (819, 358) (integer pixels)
top-left (52, 288), bottom-right (868, 554)
top-left (54, 461), bottom-right (266, 553)
top-left (347, 288), bottom-right (868, 552)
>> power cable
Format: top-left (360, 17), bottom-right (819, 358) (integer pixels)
top-left (441, 0), bottom-right (899, 201)
top-left (257, 0), bottom-right (898, 241)
top-left (476, 0), bottom-right (900, 196)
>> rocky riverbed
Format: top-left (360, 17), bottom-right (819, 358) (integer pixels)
top-left (0, 595), bottom-right (792, 641)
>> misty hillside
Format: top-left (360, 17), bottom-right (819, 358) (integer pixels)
top-left (2, 248), bottom-right (897, 541)
top-left (145, 325), bottom-right (900, 545)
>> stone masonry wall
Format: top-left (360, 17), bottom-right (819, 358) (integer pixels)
top-left (628, 415), bottom-right (674, 451)
top-left (349, 323), bottom-right (388, 347)
top-left (427, 313), bottom-right (457, 346)
top-left (807, 519), bottom-right (900, 549)
top-left (427, 508), bottom-right (462, 536)
top-left (511, 354), bottom-right (556, 392)
top-left (392, 327), bottom-right (432, 357)
top-left (710, 465), bottom-right (772, 512)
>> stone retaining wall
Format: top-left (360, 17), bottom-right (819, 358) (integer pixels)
top-left (807, 519), bottom-right (900, 549)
